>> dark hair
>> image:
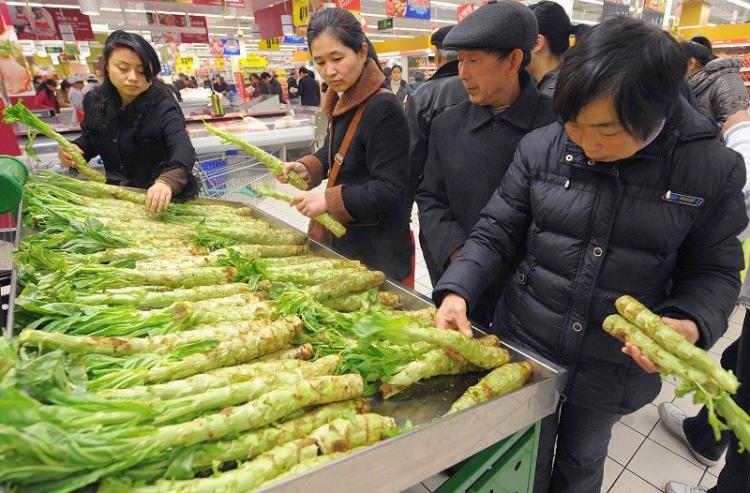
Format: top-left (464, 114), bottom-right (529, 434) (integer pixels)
top-left (88, 30), bottom-right (173, 130)
top-left (37, 78), bottom-right (56, 95)
top-left (33, 75), bottom-right (43, 83)
top-left (554, 17), bottom-right (685, 140)
top-left (60, 80), bottom-right (71, 90)
top-left (572, 24), bottom-right (592, 40)
top-left (691, 35), bottom-right (714, 57)
top-left (484, 48), bottom-right (532, 73)
top-left (391, 64), bottom-right (403, 73)
top-left (307, 7), bottom-right (380, 67)
top-left (530, 1), bottom-right (572, 56)
top-left (680, 40), bottom-right (712, 67)
top-left (260, 72), bottom-right (271, 80)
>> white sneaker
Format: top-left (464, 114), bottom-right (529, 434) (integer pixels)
top-left (658, 402), bottom-right (723, 467)
top-left (665, 481), bottom-right (707, 493)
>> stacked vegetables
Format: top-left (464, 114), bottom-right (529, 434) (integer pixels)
top-left (603, 296), bottom-right (750, 451)
top-left (2, 172), bottom-right (537, 492)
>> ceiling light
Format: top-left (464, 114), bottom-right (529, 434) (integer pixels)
top-left (79, 0), bottom-right (100, 16)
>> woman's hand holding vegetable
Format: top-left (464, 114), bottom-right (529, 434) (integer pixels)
top-left (146, 181), bottom-right (172, 213)
top-left (436, 293), bottom-right (473, 361)
top-left (58, 143), bottom-right (83, 168)
top-left (621, 317), bottom-right (699, 373)
top-left (279, 162), bottom-right (309, 185)
top-left (291, 192), bottom-right (327, 218)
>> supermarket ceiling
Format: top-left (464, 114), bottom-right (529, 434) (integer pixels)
top-left (5, 0), bottom-right (750, 39)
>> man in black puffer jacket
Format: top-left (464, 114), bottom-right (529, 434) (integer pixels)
top-left (434, 18), bottom-right (748, 493)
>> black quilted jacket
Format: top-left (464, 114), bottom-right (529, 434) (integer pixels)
top-left (435, 98), bottom-right (748, 415)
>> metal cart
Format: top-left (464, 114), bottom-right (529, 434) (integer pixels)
top-left (195, 150), bottom-right (277, 206)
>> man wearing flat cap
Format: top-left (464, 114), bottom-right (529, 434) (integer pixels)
top-left (406, 26), bottom-right (467, 196)
top-left (416, 0), bottom-right (555, 327)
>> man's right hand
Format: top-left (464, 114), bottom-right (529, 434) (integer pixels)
top-left (279, 161), bottom-right (310, 185)
top-left (58, 144), bottom-right (83, 169)
top-left (436, 293), bottom-right (472, 337)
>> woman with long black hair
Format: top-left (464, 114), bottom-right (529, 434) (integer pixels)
top-left (33, 79), bottom-right (59, 112)
top-left (58, 30), bottom-right (198, 212)
top-left (278, 7), bottom-right (413, 284)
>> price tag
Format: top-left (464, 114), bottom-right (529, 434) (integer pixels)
top-left (293, 0), bottom-right (310, 26)
top-left (258, 37), bottom-right (282, 51)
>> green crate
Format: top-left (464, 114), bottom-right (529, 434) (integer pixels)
top-left (435, 422), bottom-right (540, 493)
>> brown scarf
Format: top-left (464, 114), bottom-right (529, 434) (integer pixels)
top-left (320, 58), bottom-right (386, 118)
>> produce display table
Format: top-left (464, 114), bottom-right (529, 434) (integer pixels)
top-left (3, 185), bottom-right (565, 493)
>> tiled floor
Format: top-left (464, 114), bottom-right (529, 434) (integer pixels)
top-left (255, 192), bottom-right (741, 493)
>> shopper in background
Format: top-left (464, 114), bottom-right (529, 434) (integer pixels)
top-left (383, 65), bottom-right (392, 82)
top-left (409, 70), bottom-right (425, 91)
top-left (297, 67), bottom-right (321, 106)
top-left (32, 74), bottom-right (43, 92)
top-left (528, 0), bottom-right (571, 97)
top-left (680, 37), bottom-right (749, 127)
top-left (33, 79), bottom-right (59, 112)
top-left (56, 79), bottom-right (72, 108)
top-left (660, 109), bottom-right (750, 493)
top-left (257, 72), bottom-right (271, 95)
top-left (389, 64), bottom-right (410, 106)
top-left (57, 30), bottom-right (198, 212)
top-left (433, 18), bottom-right (746, 493)
top-left (416, 1), bottom-right (555, 327)
top-left (174, 73), bottom-right (187, 90)
top-left (82, 74), bottom-right (99, 96)
top-left (189, 76), bottom-right (198, 89)
top-left (263, 72), bottom-right (283, 98)
top-left (248, 73), bottom-right (261, 97)
top-left (287, 68), bottom-right (300, 104)
top-left (278, 7), bottom-right (413, 283)
top-left (212, 74), bottom-right (229, 93)
top-left (68, 76), bottom-right (85, 123)
top-left (406, 25), bottom-right (467, 198)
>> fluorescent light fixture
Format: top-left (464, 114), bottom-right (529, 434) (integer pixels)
top-left (6, 1), bottom-right (73, 7)
top-left (726, 0), bottom-right (750, 10)
top-left (79, 0), bottom-right (100, 15)
top-left (430, 0), bottom-right (462, 7)
top-left (576, 0), bottom-right (604, 5)
top-left (91, 23), bottom-right (110, 31)
top-left (570, 18), bottom-right (599, 24)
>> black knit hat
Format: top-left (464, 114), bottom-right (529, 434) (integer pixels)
top-left (442, 0), bottom-right (538, 52)
top-left (431, 26), bottom-right (453, 49)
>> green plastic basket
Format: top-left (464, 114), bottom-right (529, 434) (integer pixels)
top-left (0, 155), bottom-right (29, 213)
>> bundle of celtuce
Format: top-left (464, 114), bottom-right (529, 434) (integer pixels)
top-left (4, 173), bottom-right (539, 492)
top-left (603, 295), bottom-right (750, 452)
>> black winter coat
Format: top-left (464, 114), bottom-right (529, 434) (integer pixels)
top-left (435, 99), bottom-right (748, 415)
top-left (298, 75), bottom-right (321, 107)
top-left (74, 84), bottom-right (199, 200)
top-left (405, 60), bottom-right (467, 195)
top-left (298, 60), bottom-right (412, 280)
top-left (417, 74), bottom-right (556, 325)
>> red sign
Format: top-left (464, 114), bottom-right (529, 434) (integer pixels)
top-left (456, 2), bottom-right (475, 21)
top-left (311, 0), bottom-right (361, 12)
top-left (147, 13), bottom-right (209, 44)
top-left (254, 1), bottom-right (292, 40)
top-left (9, 6), bottom-right (94, 41)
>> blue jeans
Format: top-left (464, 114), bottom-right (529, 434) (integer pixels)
top-left (534, 400), bottom-right (621, 493)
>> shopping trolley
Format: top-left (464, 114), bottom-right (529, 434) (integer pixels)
top-left (195, 149), bottom-right (278, 206)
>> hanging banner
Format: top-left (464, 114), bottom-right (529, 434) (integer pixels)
top-left (258, 37), bottom-right (282, 51)
top-left (9, 6), bottom-right (94, 41)
top-left (254, 1), bottom-right (292, 39)
top-left (282, 34), bottom-right (306, 45)
top-left (386, 0), bottom-right (429, 19)
top-left (240, 53), bottom-right (268, 69)
top-left (220, 38), bottom-right (241, 55)
top-left (456, 2), bottom-right (475, 21)
top-left (600, 0), bottom-right (630, 19)
top-left (641, 0), bottom-right (666, 26)
top-left (147, 13), bottom-right (209, 44)
top-left (293, 0), bottom-right (310, 27)
top-left (175, 55), bottom-right (195, 73)
top-left (0, 3), bottom-right (33, 96)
